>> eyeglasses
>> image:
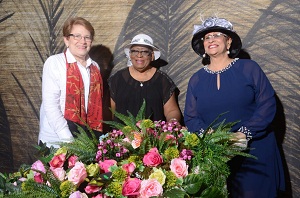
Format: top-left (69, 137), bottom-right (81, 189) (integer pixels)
top-left (130, 50), bottom-right (152, 57)
top-left (202, 33), bottom-right (227, 41)
top-left (68, 34), bottom-right (92, 42)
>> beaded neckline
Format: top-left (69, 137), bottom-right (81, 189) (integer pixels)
top-left (204, 58), bottom-right (239, 74)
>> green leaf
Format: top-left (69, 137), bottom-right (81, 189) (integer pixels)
top-left (183, 174), bottom-right (203, 194)
top-left (199, 186), bottom-right (224, 198)
top-left (163, 188), bottom-right (186, 198)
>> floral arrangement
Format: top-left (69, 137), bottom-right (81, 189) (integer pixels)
top-left (0, 102), bottom-right (252, 198)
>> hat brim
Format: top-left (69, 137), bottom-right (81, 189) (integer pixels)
top-left (124, 44), bottom-right (161, 60)
top-left (192, 27), bottom-right (242, 58)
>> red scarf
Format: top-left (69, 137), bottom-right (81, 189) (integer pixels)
top-left (64, 52), bottom-right (103, 132)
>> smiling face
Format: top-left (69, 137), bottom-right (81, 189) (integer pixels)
top-left (129, 45), bottom-right (154, 72)
top-left (203, 32), bottom-right (232, 57)
top-left (64, 24), bottom-right (93, 61)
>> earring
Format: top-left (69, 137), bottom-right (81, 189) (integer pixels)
top-left (203, 53), bottom-right (206, 58)
top-left (227, 50), bottom-right (230, 54)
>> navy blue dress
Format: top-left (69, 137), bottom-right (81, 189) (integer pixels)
top-left (184, 58), bottom-right (285, 197)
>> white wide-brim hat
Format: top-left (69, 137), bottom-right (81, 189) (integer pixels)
top-left (124, 34), bottom-right (161, 66)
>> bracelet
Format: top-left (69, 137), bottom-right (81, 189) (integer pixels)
top-left (198, 128), bottom-right (205, 135)
top-left (169, 118), bottom-right (177, 122)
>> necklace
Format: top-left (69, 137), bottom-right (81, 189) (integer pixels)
top-left (204, 58), bottom-right (239, 74)
top-left (140, 82), bottom-right (144, 87)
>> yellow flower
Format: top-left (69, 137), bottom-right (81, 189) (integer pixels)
top-left (112, 167), bottom-right (127, 182)
top-left (86, 163), bottom-right (100, 177)
top-left (122, 126), bottom-right (134, 133)
top-left (149, 168), bottom-right (166, 185)
top-left (164, 147), bottom-right (180, 160)
top-left (107, 182), bottom-right (122, 197)
top-left (185, 133), bottom-right (200, 147)
top-left (140, 119), bottom-right (155, 128)
top-left (165, 171), bottom-right (178, 188)
top-left (60, 180), bottom-right (76, 198)
top-left (55, 146), bottom-right (68, 155)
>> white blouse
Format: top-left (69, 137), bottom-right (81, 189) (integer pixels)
top-left (38, 48), bottom-right (99, 147)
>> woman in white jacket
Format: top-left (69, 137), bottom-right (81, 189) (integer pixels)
top-left (39, 17), bottom-right (103, 147)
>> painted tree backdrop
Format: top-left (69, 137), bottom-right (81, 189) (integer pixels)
top-left (0, 0), bottom-right (299, 197)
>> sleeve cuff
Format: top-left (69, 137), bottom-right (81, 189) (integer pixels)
top-left (238, 126), bottom-right (252, 140)
top-left (57, 128), bottom-right (74, 142)
top-left (198, 128), bottom-right (205, 135)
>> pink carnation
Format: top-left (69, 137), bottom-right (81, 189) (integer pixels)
top-left (142, 148), bottom-right (163, 167)
top-left (165, 134), bottom-right (177, 144)
top-left (99, 159), bottom-right (117, 173)
top-left (139, 179), bottom-right (163, 198)
top-left (68, 162), bottom-right (87, 186)
top-left (122, 178), bottom-right (141, 197)
top-left (170, 158), bottom-right (188, 178)
top-left (131, 132), bottom-right (142, 149)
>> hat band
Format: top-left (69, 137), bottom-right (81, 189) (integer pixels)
top-left (132, 38), bottom-right (153, 45)
top-left (193, 17), bottom-right (233, 35)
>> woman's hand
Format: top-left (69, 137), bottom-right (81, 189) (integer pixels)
top-left (232, 132), bottom-right (246, 141)
top-left (231, 132), bottom-right (248, 148)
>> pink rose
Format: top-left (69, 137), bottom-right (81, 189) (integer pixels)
top-left (85, 184), bottom-right (101, 194)
top-left (49, 153), bottom-right (66, 168)
top-left (31, 160), bottom-right (46, 183)
top-left (139, 179), bottom-right (163, 198)
top-left (122, 162), bottom-right (136, 175)
top-left (69, 191), bottom-right (88, 198)
top-left (68, 155), bottom-right (79, 168)
top-left (33, 174), bottom-right (43, 183)
top-left (93, 194), bottom-right (108, 198)
top-left (50, 167), bottom-right (66, 181)
top-left (170, 158), bottom-right (188, 178)
top-left (31, 160), bottom-right (46, 173)
top-left (142, 148), bottom-right (163, 167)
top-left (68, 162), bottom-right (87, 186)
top-left (99, 159), bottom-right (117, 173)
top-left (122, 178), bottom-right (141, 196)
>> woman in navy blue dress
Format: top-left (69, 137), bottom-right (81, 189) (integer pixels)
top-left (184, 17), bottom-right (285, 197)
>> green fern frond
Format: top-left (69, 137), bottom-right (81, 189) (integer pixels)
top-left (136, 99), bottom-right (146, 121)
top-left (43, 168), bottom-right (62, 194)
top-left (22, 179), bottom-right (59, 197)
top-left (103, 100), bottom-right (147, 132)
top-left (109, 110), bottom-right (139, 131)
top-left (102, 120), bottom-right (125, 131)
top-left (157, 132), bottom-right (171, 152)
top-left (59, 128), bottom-right (98, 164)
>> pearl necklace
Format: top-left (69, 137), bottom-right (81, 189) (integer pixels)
top-left (204, 58), bottom-right (239, 74)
